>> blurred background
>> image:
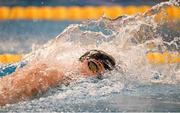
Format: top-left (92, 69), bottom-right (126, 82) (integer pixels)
top-left (0, 0), bottom-right (169, 6)
top-left (0, 0), bottom-right (179, 56)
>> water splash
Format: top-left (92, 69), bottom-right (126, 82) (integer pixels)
top-left (17, 1), bottom-right (179, 100)
top-left (22, 0), bottom-right (179, 82)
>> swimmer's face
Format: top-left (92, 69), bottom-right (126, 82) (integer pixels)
top-left (80, 58), bottom-right (105, 77)
top-left (79, 50), bottom-right (115, 78)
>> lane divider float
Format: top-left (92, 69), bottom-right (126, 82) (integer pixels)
top-left (0, 6), bottom-right (179, 20)
top-left (0, 52), bottom-right (179, 64)
top-left (146, 52), bottom-right (179, 64)
top-left (0, 54), bottom-right (22, 64)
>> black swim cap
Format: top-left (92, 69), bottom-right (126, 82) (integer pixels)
top-left (79, 50), bottom-right (116, 70)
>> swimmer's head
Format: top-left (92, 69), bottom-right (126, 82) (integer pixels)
top-left (79, 50), bottom-right (115, 77)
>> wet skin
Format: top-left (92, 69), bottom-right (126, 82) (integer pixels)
top-left (0, 59), bottom-right (105, 106)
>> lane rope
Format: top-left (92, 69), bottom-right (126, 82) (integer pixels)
top-left (146, 52), bottom-right (180, 64)
top-left (0, 54), bottom-right (22, 64)
top-left (0, 52), bottom-right (179, 64)
top-left (0, 6), bottom-right (179, 20)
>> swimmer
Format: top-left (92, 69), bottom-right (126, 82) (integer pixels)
top-left (0, 50), bottom-right (115, 106)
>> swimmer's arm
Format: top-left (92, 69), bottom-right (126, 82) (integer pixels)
top-left (0, 63), bottom-right (64, 106)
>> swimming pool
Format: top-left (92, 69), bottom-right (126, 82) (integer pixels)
top-left (0, 0), bottom-right (180, 112)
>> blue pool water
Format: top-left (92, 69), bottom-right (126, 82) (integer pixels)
top-left (0, 62), bottom-right (26, 77)
top-left (0, 21), bottom-right (76, 54)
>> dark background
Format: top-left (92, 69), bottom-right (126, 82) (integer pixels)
top-left (0, 0), bottom-right (168, 6)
